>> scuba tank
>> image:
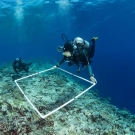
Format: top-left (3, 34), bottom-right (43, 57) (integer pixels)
top-left (73, 37), bottom-right (90, 49)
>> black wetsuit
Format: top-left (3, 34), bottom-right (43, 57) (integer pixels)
top-left (12, 58), bottom-right (32, 74)
top-left (57, 38), bottom-right (95, 72)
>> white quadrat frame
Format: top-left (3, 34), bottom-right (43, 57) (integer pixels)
top-left (15, 67), bottom-right (96, 119)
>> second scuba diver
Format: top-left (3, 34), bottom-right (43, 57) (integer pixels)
top-left (11, 58), bottom-right (32, 80)
top-left (12, 58), bottom-right (32, 74)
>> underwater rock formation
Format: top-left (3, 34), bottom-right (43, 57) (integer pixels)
top-left (0, 60), bottom-right (135, 135)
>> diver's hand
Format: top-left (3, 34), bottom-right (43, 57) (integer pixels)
top-left (93, 37), bottom-right (98, 40)
top-left (57, 46), bottom-right (63, 52)
top-left (53, 63), bottom-right (59, 69)
top-left (91, 37), bottom-right (98, 40)
top-left (52, 66), bottom-right (57, 69)
top-left (90, 74), bottom-right (97, 84)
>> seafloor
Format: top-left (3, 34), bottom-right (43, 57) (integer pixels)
top-left (0, 59), bottom-right (135, 135)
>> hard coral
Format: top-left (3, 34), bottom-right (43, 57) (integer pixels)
top-left (0, 121), bottom-right (10, 132)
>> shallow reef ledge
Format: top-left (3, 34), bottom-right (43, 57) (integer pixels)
top-left (0, 60), bottom-right (135, 135)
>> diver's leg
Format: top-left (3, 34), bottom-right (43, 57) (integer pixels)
top-left (89, 39), bottom-right (95, 58)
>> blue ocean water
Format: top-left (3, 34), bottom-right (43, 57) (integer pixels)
top-left (0, 0), bottom-right (135, 114)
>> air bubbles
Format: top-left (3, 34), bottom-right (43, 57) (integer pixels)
top-left (14, 0), bottom-right (24, 24)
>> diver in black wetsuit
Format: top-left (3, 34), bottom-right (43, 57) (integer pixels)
top-left (12, 58), bottom-right (32, 74)
top-left (53, 35), bottom-right (98, 83)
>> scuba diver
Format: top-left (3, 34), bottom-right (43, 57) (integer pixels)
top-left (12, 58), bottom-right (32, 74)
top-left (53, 34), bottom-right (98, 83)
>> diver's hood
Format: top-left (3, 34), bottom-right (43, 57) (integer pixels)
top-left (63, 41), bottom-right (73, 53)
top-left (16, 58), bottom-right (19, 61)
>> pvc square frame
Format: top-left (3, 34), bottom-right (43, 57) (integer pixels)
top-left (15, 67), bottom-right (96, 119)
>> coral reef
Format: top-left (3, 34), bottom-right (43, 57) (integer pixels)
top-left (0, 121), bottom-right (10, 132)
top-left (0, 60), bottom-right (135, 135)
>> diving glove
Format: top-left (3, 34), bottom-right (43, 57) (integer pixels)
top-left (52, 65), bottom-right (57, 69)
top-left (90, 74), bottom-right (97, 84)
top-left (52, 63), bottom-right (60, 69)
top-left (91, 37), bottom-right (98, 40)
top-left (57, 46), bottom-right (63, 52)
